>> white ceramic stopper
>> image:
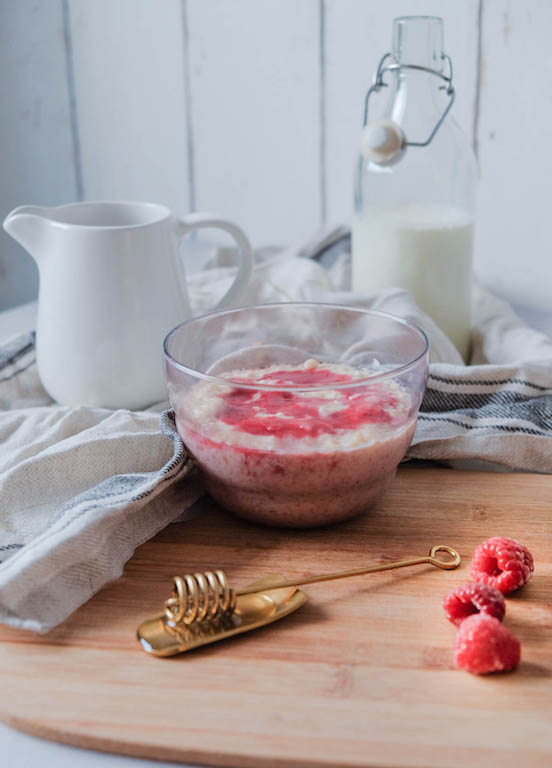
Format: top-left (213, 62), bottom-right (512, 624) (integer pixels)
top-left (360, 118), bottom-right (406, 165)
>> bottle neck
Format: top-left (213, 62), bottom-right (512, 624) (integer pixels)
top-left (392, 16), bottom-right (444, 70)
top-left (388, 69), bottom-right (443, 142)
top-left (388, 16), bottom-right (445, 140)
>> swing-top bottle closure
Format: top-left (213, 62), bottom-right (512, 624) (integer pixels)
top-left (360, 51), bottom-right (455, 166)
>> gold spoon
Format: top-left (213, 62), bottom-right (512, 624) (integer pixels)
top-left (137, 545), bottom-right (460, 657)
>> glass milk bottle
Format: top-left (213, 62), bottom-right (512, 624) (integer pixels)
top-left (352, 16), bottom-right (476, 359)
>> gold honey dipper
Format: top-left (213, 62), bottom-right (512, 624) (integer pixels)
top-left (137, 545), bottom-right (461, 657)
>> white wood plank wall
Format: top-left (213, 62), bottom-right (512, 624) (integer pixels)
top-left (0, 0), bottom-right (550, 318)
top-left (0, 0), bottom-right (77, 308)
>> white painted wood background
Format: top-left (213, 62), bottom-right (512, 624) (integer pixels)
top-left (0, 0), bottom-right (550, 319)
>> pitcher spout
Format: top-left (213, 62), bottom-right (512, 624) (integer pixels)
top-left (3, 205), bottom-right (53, 261)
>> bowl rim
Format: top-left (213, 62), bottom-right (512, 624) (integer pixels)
top-left (163, 302), bottom-right (429, 392)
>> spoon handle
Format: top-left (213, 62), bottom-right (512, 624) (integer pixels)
top-left (236, 545), bottom-right (461, 596)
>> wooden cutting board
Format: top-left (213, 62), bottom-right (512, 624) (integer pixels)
top-left (0, 468), bottom-right (551, 768)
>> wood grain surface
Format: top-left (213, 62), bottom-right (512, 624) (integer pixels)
top-left (0, 467), bottom-right (551, 768)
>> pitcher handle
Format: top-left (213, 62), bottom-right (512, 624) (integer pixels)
top-left (175, 212), bottom-right (254, 309)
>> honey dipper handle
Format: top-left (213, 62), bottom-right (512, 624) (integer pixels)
top-left (236, 545), bottom-right (461, 596)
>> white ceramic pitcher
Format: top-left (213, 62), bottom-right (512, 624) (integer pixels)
top-left (3, 200), bottom-right (254, 409)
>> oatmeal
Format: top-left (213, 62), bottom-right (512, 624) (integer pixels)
top-left (175, 359), bottom-right (416, 527)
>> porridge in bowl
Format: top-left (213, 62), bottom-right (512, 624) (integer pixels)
top-left (175, 358), bottom-right (416, 527)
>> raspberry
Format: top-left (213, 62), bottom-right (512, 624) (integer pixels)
top-left (454, 614), bottom-right (521, 674)
top-left (470, 536), bottom-right (534, 595)
top-left (443, 581), bottom-right (505, 626)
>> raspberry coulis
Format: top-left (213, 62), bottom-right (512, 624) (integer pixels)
top-left (218, 368), bottom-right (400, 439)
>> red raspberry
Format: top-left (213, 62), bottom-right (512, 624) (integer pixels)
top-left (454, 614), bottom-right (521, 674)
top-left (470, 536), bottom-right (534, 595)
top-left (443, 581), bottom-right (505, 627)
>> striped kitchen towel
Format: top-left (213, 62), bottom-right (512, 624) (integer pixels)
top-left (411, 362), bottom-right (552, 471)
top-left (0, 335), bottom-right (201, 632)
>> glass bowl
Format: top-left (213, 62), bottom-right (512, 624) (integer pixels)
top-left (164, 303), bottom-right (428, 527)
